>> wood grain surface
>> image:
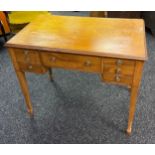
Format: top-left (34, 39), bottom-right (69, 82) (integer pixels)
top-left (6, 14), bottom-right (147, 60)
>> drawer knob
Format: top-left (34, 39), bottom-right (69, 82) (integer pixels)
top-left (116, 59), bottom-right (123, 65)
top-left (28, 65), bottom-right (33, 69)
top-left (24, 50), bottom-right (30, 63)
top-left (24, 50), bottom-right (29, 55)
top-left (116, 68), bottom-right (121, 74)
top-left (84, 60), bottom-right (91, 67)
top-left (51, 57), bottom-right (56, 62)
top-left (115, 74), bottom-right (121, 82)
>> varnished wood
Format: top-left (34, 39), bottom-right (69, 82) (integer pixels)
top-left (14, 49), bottom-right (42, 64)
top-left (5, 15), bottom-right (147, 134)
top-left (0, 11), bottom-right (10, 34)
top-left (103, 58), bottom-right (135, 66)
top-left (101, 57), bottom-right (135, 87)
top-left (14, 48), bottom-right (47, 74)
top-left (126, 61), bottom-right (144, 135)
top-left (103, 65), bottom-right (135, 76)
top-left (8, 48), bottom-right (33, 114)
top-left (102, 73), bottom-right (133, 87)
top-left (41, 52), bottom-right (102, 73)
top-left (18, 62), bottom-right (47, 74)
top-left (102, 58), bottom-right (135, 76)
top-left (5, 14), bottom-right (147, 61)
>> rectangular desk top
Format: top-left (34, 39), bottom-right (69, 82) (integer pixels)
top-left (6, 14), bottom-right (147, 60)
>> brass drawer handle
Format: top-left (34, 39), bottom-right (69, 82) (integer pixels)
top-left (116, 59), bottom-right (123, 65)
top-left (24, 50), bottom-right (30, 63)
top-left (28, 65), bottom-right (33, 69)
top-left (24, 50), bottom-right (29, 55)
top-left (84, 60), bottom-right (91, 67)
top-left (115, 74), bottom-right (121, 82)
top-left (50, 57), bottom-right (56, 62)
top-left (115, 68), bottom-right (121, 74)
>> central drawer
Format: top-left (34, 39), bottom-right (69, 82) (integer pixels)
top-left (41, 52), bottom-right (102, 73)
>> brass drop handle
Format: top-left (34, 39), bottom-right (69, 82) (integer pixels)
top-left (28, 65), bottom-right (33, 69)
top-left (24, 50), bottom-right (28, 55)
top-left (84, 60), bottom-right (91, 67)
top-left (24, 50), bottom-right (30, 63)
top-left (116, 59), bottom-right (123, 65)
top-left (50, 57), bottom-right (56, 62)
top-left (116, 68), bottom-right (121, 74)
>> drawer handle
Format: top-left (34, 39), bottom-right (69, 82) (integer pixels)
top-left (116, 59), bottom-right (123, 65)
top-left (115, 74), bottom-right (121, 82)
top-left (24, 50), bottom-right (29, 55)
top-left (115, 68), bottom-right (121, 74)
top-left (50, 57), bottom-right (56, 62)
top-left (24, 50), bottom-right (30, 63)
top-left (84, 60), bottom-right (92, 67)
top-left (28, 65), bottom-right (33, 69)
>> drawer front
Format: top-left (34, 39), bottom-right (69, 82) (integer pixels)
top-left (14, 49), bottom-right (42, 65)
top-left (18, 63), bottom-right (47, 74)
top-left (13, 49), bottom-right (47, 74)
top-left (103, 64), bottom-right (135, 76)
top-left (41, 52), bottom-right (101, 73)
top-left (103, 58), bottom-right (135, 66)
top-left (102, 73), bottom-right (133, 86)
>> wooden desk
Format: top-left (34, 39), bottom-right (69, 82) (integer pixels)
top-left (5, 14), bottom-right (147, 135)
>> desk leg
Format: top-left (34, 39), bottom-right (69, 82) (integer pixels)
top-left (48, 68), bottom-right (53, 81)
top-left (9, 49), bottom-right (33, 115)
top-left (126, 61), bottom-right (144, 135)
top-left (16, 71), bottom-right (33, 115)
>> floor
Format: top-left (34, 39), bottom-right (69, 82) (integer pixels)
top-left (0, 12), bottom-right (155, 143)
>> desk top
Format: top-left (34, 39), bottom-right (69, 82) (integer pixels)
top-left (6, 14), bottom-right (147, 60)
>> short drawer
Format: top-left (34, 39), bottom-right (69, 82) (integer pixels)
top-left (41, 52), bottom-right (102, 73)
top-left (103, 58), bottom-right (135, 66)
top-left (14, 48), bottom-right (42, 65)
top-left (18, 63), bottom-right (47, 74)
top-left (102, 73), bottom-right (133, 86)
top-left (103, 64), bottom-right (135, 76)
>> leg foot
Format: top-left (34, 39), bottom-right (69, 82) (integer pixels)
top-left (28, 109), bottom-right (34, 118)
top-left (126, 127), bottom-right (132, 135)
top-left (27, 108), bottom-right (33, 115)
